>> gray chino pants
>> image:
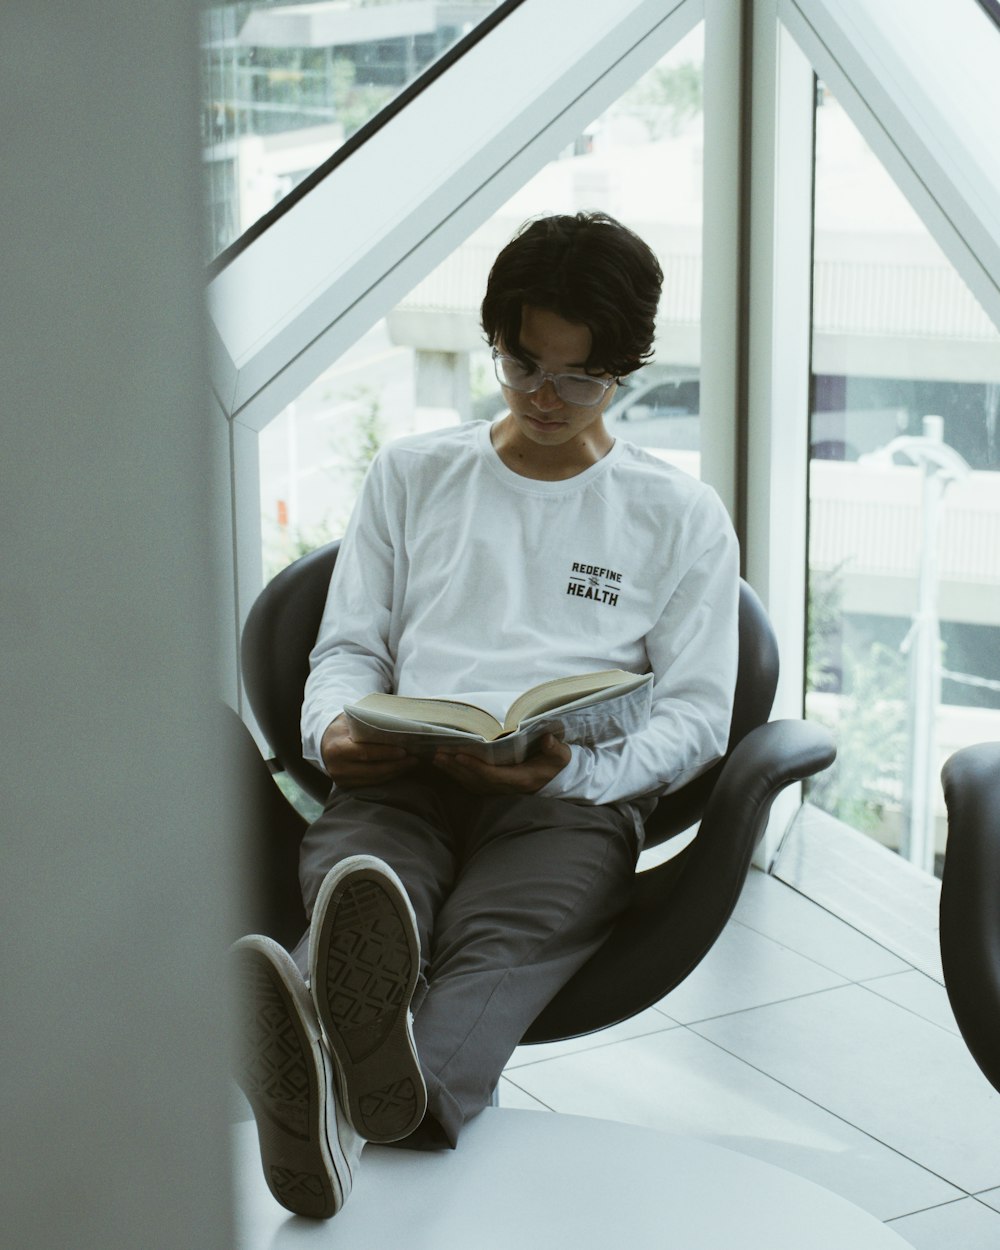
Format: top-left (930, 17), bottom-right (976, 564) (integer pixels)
top-left (291, 771), bottom-right (640, 1149)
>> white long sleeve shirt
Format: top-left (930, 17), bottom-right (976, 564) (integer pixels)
top-left (302, 420), bottom-right (739, 808)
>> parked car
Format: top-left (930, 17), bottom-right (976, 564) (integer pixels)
top-left (608, 367), bottom-right (700, 423)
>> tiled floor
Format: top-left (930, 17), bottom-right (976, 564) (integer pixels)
top-left (500, 831), bottom-right (1000, 1249)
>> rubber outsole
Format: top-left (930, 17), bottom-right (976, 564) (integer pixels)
top-left (233, 939), bottom-right (346, 1219)
top-left (310, 859), bottom-right (427, 1143)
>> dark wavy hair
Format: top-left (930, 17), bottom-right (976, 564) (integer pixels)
top-left (480, 212), bottom-right (663, 379)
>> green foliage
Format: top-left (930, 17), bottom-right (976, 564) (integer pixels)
top-left (329, 56), bottom-right (394, 136)
top-left (262, 387), bottom-right (386, 582)
top-left (806, 642), bottom-right (908, 834)
top-left (273, 770), bottom-right (323, 824)
top-left (470, 356), bottom-right (493, 403)
top-left (617, 61), bottom-right (704, 139)
top-left (806, 562), bottom-right (846, 692)
top-left (805, 563), bottom-right (909, 835)
top-left (344, 385), bottom-right (385, 489)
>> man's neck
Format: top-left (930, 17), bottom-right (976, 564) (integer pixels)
top-left (489, 416), bottom-right (614, 481)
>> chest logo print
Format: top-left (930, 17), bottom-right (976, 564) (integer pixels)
top-left (567, 561), bottom-right (622, 608)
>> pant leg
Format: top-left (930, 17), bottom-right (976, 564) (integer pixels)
top-left (290, 772), bottom-right (465, 985)
top-left (406, 793), bottom-right (639, 1147)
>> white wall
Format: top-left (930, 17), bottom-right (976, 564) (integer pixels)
top-left (1, 5), bottom-right (236, 1247)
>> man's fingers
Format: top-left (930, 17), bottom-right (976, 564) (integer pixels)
top-left (433, 752), bottom-right (482, 778)
top-left (346, 741), bottom-right (409, 763)
top-left (431, 739), bottom-right (570, 796)
top-left (334, 756), bottom-right (419, 788)
top-left (327, 732), bottom-right (409, 764)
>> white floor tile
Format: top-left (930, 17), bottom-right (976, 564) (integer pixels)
top-left (693, 983), bottom-right (1000, 1194)
top-left (497, 1077), bottom-right (553, 1112)
top-left (735, 870), bottom-right (909, 981)
top-left (230, 1080), bottom-right (252, 1124)
top-left (506, 1004), bottom-right (678, 1069)
top-left (977, 1186), bottom-right (1000, 1214)
top-left (862, 969), bottom-right (961, 1036)
top-left (773, 805), bottom-right (943, 981)
top-left (656, 919), bottom-right (846, 1024)
top-left (506, 1026), bottom-right (960, 1221)
top-left (887, 1197), bottom-right (1000, 1249)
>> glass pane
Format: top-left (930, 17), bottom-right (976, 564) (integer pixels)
top-left (804, 83), bottom-right (1000, 877)
top-left (200, 0), bottom-right (503, 260)
top-left (259, 24), bottom-right (706, 579)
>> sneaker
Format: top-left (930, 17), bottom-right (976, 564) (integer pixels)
top-left (232, 935), bottom-right (363, 1219)
top-left (309, 855), bottom-right (427, 1143)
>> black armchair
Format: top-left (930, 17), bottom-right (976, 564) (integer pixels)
top-left (238, 539), bottom-right (835, 1044)
top-left (939, 741), bottom-right (1000, 1093)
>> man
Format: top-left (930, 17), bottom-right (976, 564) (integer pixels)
top-left (233, 211), bottom-right (740, 1219)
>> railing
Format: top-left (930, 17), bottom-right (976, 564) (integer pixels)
top-left (809, 462), bottom-right (1000, 599)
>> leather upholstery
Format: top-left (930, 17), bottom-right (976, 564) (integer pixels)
top-left (237, 539), bottom-right (836, 1044)
top-left (939, 742), bottom-right (1000, 1092)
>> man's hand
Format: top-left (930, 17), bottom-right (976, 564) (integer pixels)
top-left (320, 714), bottom-right (418, 789)
top-left (431, 734), bottom-right (571, 796)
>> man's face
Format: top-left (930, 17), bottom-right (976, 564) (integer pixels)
top-left (498, 305), bottom-right (618, 452)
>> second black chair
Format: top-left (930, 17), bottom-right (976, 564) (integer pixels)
top-left (939, 741), bottom-right (1000, 1094)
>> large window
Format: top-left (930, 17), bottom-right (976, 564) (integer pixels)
top-left (200, 0), bottom-right (503, 259)
top-left (804, 85), bottom-right (1000, 876)
top-left (258, 24), bottom-right (707, 579)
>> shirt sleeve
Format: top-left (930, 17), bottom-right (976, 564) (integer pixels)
top-left (537, 489), bottom-right (740, 805)
top-left (300, 451), bottom-right (400, 769)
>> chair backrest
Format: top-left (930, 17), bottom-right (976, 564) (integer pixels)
top-left (642, 572), bottom-right (779, 845)
top-left (240, 539), bottom-right (780, 842)
top-left (242, 540), bottom-right (342, 805)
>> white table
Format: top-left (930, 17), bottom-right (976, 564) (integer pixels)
top-left (233, 1108), bottom-right (912, 1249)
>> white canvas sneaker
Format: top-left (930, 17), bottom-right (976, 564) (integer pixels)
top-left (232, 934), bottom-right (364, 1219)
top-left (309, 855), bottom-right (427, 1143)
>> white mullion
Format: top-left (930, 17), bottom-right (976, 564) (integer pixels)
top-left (230, 414), bottom-right (265, 729)
top-left (700, 0), bottom-right (745, 517)
top-left (212, 392), bottom-right (240, 711)
top-left (745, 0), bottom-right (816, 867)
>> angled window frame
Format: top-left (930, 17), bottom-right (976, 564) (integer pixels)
top-left (781, 0), bottom-right (1000, 335)
top-left (206, 0), bottom-right (704, 432)
top-left (204, 0), bottom-right (527, 274)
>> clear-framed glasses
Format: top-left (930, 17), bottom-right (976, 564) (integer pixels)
top-left (492, 348), bottom-right (615, 408)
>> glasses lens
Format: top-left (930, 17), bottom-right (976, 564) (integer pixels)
top-left (555, 375), bottom-right (607, 406)
top-left (495, 353), bottom-right (540, 392)
top-left (494, 352), bottom-right (609, 405)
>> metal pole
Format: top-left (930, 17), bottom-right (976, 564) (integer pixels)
top-left (901, 416), bottom-right (944, 872)
top-left (863, 419), bottom-right (968, 874)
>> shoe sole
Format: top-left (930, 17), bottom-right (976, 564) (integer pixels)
top-left (310, 857), bottom-right (426, 1143)
top-left (232, 937), bottom-right (348, 1219)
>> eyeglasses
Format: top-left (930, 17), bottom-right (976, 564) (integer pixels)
top-left (492, 349), bottom-right (615, 408)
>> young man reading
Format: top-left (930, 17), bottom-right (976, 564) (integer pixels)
top-left (233, 212), bottom-right (740, 1219)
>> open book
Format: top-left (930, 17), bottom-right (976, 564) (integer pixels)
top-left (344, 669), bottom-right (653, 766)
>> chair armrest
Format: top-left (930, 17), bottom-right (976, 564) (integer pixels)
top-left (632, 717), bottom-right (836, 952)
top-left (523, 719), bottom-right (835, 1042)
top-left (696, 718), bottom-right (838, 863)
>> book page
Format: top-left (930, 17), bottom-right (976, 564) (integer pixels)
top-left (345, 674), bottom-right (653, 764)
top-left (351, 692), bottom-right (503, 739)
top-left (503, 669), bottom-right (649, 731)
